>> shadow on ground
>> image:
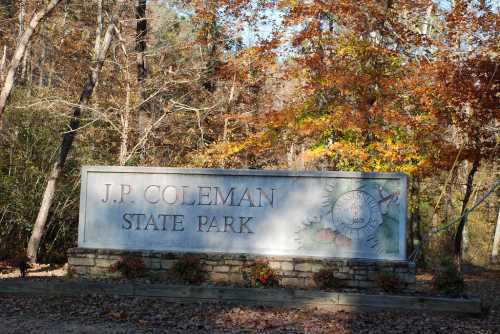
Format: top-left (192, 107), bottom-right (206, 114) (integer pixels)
top-left (0, 266), bottom-right (499, 333)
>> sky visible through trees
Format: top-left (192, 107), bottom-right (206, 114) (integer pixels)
top-left (0, 0), bottom-right (497, 271)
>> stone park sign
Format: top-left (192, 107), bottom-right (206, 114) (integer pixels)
top-left (78, 166), bottom-right (407, 261)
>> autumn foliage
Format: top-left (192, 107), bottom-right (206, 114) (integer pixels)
top-left (0, 1), bottom-right (497, 266)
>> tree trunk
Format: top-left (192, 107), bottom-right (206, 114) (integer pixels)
top-left (408, 177), bottom-right (420, 255)
top-left (202, 0), bottom-right (218, 93)
top-left (421, 4), bottom-right (433, 36)
top-left (38, 32), bottom-right (46, 86)
top-left (492, 209), bottom-right (500, 263)
top-left (0, 46), bottom-right (6, 82)
top-left (94, 0), bottom-right (103, 56)
top-left (115, 26), bottom-right (131, 166)
top-left (19, 0), bottom-right (28, 83)
top-left (0, 0), bottom-right (63, 128)
top-left (411, 178), bottom-right (425, 264)
top-left (118, 74), bottom-right (131, 166)
top-left (18, 0), bottom-right (26, 39)
top-left (454, 157), bottom-right (480, 267)
top-left (26, 22), bottom-right (116, 263)
top-left (135, 0), bottom-right (148, 147)
top-left (26, 45), bottom-right (32, 85)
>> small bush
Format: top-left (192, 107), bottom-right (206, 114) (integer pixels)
top-left (171, 255), bottom-right (205, 284)
top-left (7, 253), bottom-right (31, 277)
top-left (242, 260), bottom-right (279, 288)
top-left (313, 267), bottom-right (340, 290)
top-left (110, 255), bottom-right (146, 279)
top-left (375, 272), bottom-right (403, 293)
top-left (432, 258), bottom-right (465, 297)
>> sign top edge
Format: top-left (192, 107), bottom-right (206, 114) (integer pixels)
top-left (80, 165), bottom-right (407, 179)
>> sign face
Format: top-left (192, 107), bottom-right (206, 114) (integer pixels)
top-left (79, 166), bottom-right (407, 260)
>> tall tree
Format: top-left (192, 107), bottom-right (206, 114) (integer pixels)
top-left (454, 157), bottom-right (480, 264)
top-left (0, 0), bottom-right (63, 127)
top-left (405, 0), bottom-right (498, 265)
top-left (199, 0), bottom-right (219, 92)
top-left (27, 3), bottom-right (123, 262)
top-left (492, 209), bottom-right (500, 263)
top-left (136, 0), bottom-right (148, 141)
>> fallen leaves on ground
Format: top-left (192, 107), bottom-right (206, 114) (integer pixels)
top-left (0, 268), bottom-right (498, 333)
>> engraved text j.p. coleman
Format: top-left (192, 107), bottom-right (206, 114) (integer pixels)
top-left (100, 183), bottom-right (276, 235)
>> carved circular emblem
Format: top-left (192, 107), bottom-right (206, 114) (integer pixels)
top-left (331, 190), bottom-right (383, 240)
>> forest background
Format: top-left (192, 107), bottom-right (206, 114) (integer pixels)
top-left (0, 0), bottom-right (498, 269)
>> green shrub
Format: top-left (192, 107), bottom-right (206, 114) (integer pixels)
top-left (432, 258), bottom-right (465, 297)
top-left (313, 267), bottom-right (340, 290)
top-left (171, 255), bottom-right (205, 284)
top-left (0, 104), bottom-right (80, 263)
top-left (242, 260), bottom-right (279, 288)
top-left (375, 272), bottom-right (403, 293)
top-left (110, 255), bottom-right (146, 279)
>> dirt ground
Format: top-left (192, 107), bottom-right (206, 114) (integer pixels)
top-left (0, 264), bottom-right (499, 334)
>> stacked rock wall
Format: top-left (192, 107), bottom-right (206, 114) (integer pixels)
top-left (68, 248), bottom-right (416, 292)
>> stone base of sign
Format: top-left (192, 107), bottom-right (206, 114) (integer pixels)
top-left (67, 248), bottom-right (416, 292)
